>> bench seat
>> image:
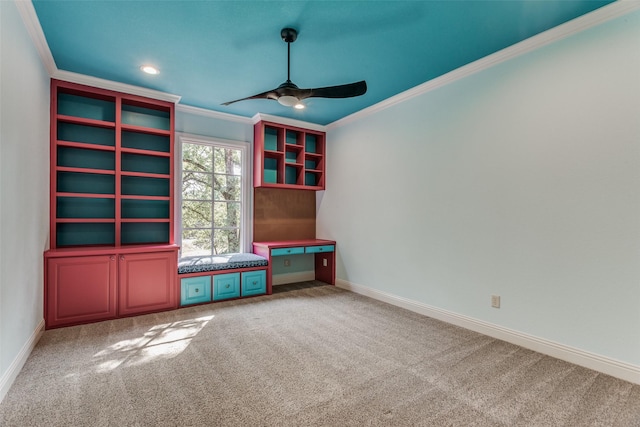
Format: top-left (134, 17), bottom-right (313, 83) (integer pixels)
top-left (178, 253), bottom-right (268, 275)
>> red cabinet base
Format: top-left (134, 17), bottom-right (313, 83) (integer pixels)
top-left (46, 255), bottom-right (117, 328)
top-left (118, 251), bottom-right (176, 316)
top-left (45, 245), bottom-right (178, 328)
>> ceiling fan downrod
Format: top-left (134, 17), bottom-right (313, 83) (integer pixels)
top-left (281, 28), bottom-right (298, 83)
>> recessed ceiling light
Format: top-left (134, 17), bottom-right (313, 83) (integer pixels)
top-left (140, 65), bottom-right (159, 75)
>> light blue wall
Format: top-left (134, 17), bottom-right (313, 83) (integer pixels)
top-left (0, 0), bottom-right (50, 395)
top-left (176, 109), bottom-right (252, 142)
top-left (318, 11), bottom-right (640, 365)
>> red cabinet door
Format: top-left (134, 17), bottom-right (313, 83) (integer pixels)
top-left (46, 255), bottom-right (117, 328)
top-left (118, 251), bottom-right (177, 316)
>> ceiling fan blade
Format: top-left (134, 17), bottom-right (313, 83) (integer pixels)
top-left (303, 80), bottom-right (367, 100)
top-left (221, 89), bottom-right (279, 106)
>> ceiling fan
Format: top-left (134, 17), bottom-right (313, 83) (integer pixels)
top-left (222, 28), bottom-right (367, 109)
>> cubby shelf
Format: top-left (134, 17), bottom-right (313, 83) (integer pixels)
top-left (254, 121), bottom-right (326, 190)
top-left (49, 79), bottom-right (175, 249)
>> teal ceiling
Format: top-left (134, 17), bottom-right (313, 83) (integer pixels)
top-left (32, 0), bottom-right (614, 125)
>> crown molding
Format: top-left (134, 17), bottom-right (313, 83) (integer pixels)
top-left (52, 70), bottom-right (181, 104)
top-left (14, 0), bottom-right (57, 76)
top-left (252, 113), bottom-right (327, 132)
top-left (328, 0), bottom-right (640, 130)
top-left (176, 104), bottom-right (253, 124)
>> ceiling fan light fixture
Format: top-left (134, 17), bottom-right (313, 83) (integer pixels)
top-left (277, 95), bottom-right (299, 107)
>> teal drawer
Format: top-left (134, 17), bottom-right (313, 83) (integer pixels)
top-left (271, 247), bottom-right (304, 256)
top-left (241, 270), bottom-right (266, 297)
top-left (213, 273), bottom-right (240, 300)
top-left (181, 276), bottom-right (211, 306)
top-left (305, 245), bottom-right (334, 254)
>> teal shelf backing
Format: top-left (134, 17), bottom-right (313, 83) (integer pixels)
top-left (285, 165), bottom-right (299, 185)
top-left (122, 104), bottom-right (170, 130)
top-left (121, 222), bottom-right (169, 244)
top-left (264, 158), bottom-right (278, 183)
top-left (57, 197), bottom-right (114, 219)
top-left (305, 159), bottom-right (318, 170)
top-left (121, 199), bottom-right (170, 219)
top-left (305, 134), bottom-right (317, 153)
top-left (285, 151), bottom-right (298, 163)
top-left (122, 131), bottom-right (170, 152)
top-left (58, 93), bottom-right (115, 122)
top-left (57, 172), bottom-right (115, 194)
top-left (121, 152), bottom-right (170, 175)
top-left (305, 172), bottom-right (318, 187)
top-left (286, 130), bottom-right (300, 146)
top-left (57, 122), bottom-right (115, 146)
top-left (121, 176), bottom-right (170, 197)
top-left (57, 146), bottom-right (115, 171)
top-left (56, 222), bottom-right (115, 247)
top-left (264, 127), bottom-right (279, 151)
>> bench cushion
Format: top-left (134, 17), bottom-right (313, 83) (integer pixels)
top-left (178, 253), bottom-right (268, 275)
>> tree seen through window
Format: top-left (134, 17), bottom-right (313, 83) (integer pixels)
top-left (181, 142), bottom-right (242, 256)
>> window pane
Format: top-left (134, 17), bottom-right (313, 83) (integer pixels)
top-left (183, 144), bottom-right (212, 172)
top-left (183, 172), bottom-right (212, 200)
top-left (214, 201), bottom-right (240, 228)
top-left (181, 141), bottom-right (243, 256)
top-left (214, 147), bottom-right (241, 175)
top-left (214, 228), bottom-right (240, 254)
top-left (181, 228), bottom-right (212, 257)
top-left (214, 175), bottom-right (241, 201)
top-left (182, 201), bottom-right (212, 228)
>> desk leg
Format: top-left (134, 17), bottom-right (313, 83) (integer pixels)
top-left (314, 252), bottom-right (335, 285)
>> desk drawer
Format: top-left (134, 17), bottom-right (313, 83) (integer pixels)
top-left (271, 247), bottom-right (304, 256)
top-left (305, 245), bottom-right (334, 254)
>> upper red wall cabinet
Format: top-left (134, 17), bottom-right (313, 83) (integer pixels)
top-left (50, 79), bottom-right (175, 249)
top-left (254, 120), bottom-right (326, 190)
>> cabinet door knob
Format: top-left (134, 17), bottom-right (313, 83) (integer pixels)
top-left (225, 284), bottom-right (230, 289)
top-left (195, 288), bottom-right (199, 293)
top-left (120, 255), bottom-right (125, 261)
top-left (110, 255), bottom-right (116, 261)
top-left (252, 281), bottom-right (257, 285)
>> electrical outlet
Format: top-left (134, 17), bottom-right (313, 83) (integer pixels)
top-left (491, 295), bottom-right (501, 308)
top-left (284, 259), bottom-right (291, 267)
top-left (323, 258), bottom-right (327, 267)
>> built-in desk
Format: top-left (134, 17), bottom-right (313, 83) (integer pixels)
top-left (252, 239), bottom-right (336, 294)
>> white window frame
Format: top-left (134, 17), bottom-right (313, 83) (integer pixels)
top-left (175, 133), bottom-right (253, 256)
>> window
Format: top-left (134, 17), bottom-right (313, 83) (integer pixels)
top-left (178, 135), bottom-right (250, 257)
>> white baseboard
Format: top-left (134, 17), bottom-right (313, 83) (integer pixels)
top-left (336, 279), bottom-right (640, 385)
top-left (273, 271), bottom-right (316, 286)
top-left (0, 318), bottom-right (45, 403)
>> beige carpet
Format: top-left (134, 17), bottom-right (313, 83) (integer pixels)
top-left (1, 282), bottom-right (639, 426)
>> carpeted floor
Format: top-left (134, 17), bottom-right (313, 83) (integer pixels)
top-left (1, 282), bottom-right (639, 426)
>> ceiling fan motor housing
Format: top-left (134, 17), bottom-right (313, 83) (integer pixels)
top-left (281, 28), bottom-right (298, 43)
